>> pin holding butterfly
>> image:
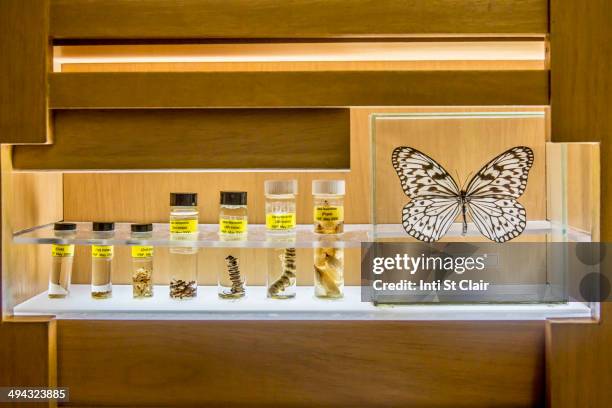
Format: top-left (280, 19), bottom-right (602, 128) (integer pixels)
top-left (391, 146), bottom-right (534, 243)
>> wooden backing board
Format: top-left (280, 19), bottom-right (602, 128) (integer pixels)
top-left (50, 0), bottom-right (548, 39)
top-left (12, 109), bottom-right (351, 170)
top-left (0, 0), bottom-right (50, 144)
top-left (48, 71), bottom-right (549, 108)
top-left (57, 319), bottom-right (545, 407)
top-left (1, 146), bottom-right (63, 315)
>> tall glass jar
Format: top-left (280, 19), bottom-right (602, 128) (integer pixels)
top-left (312, 180), bottom-right (345, 299)
top-left (169, 193), bottom-right (198, 300)
top-left (218, 191), bottom-right (247, 298)
top-left (265, 180), bottom-right (298, 298)
top-left (48, 222), bottom-right (76, 298)
top-left (131, 223), bottom-right (154, 298)
top-left (91, 222), bottom-right (114, 299)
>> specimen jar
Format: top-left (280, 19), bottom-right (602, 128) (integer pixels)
top-left (91, 222), bottom-right (114, 299)
top-left (131, 223), bottom-right (154, 298)
top-left (169, 192), bottom-right (198, 299)
top-left (218, 191), bottom-right (248, 298)
top-left (48, 222), bottom-right (76, 298)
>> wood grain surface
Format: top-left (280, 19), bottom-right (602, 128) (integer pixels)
top-left (48, 71), bottom-right (549, 108)
top-left (547, 0), bottom-right (612, 407)
top-left (58, 319), bottom-right (545, 407)
top-left (12, 109), bottom-right (350, 170)
top-left (50, 0), bottom-right (548, 39)
top-left (1, 147), bottom-right (63, 315)
top-left (0, 0), bottom-right (50, 143)
top-left (0, 317), bottom-right (56, 405)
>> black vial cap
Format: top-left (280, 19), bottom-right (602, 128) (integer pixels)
top-left (170, 192), bottom-right (198, 206)
top-left (220, 191), bottom-right (247, 206)
top-left (93, 222), bottom-right (115, 232)
top-left (131, 223), bottom-right (153, 233)
top-left (54, 222), bottom-right (76, 231)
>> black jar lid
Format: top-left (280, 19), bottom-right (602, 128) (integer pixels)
top-left (54, 222), bottom-right (77, 231)
top-left (220, 191), bottom-right (247, 206)
top-left (131, 223), bottom-right (153, 233)
top-left (92, 221), bottom-right (115, 232)
top-left (170, 192), bottom-right (198, 206)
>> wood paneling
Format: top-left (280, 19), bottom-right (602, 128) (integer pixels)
top-left (58, 319), bottom-right (545, 407)
top-left (12, 109), bottom-right (350, 170)
top-left (0, 317), bottom-right (56, 398)
top-left (0, 0), bottom-right (50, 143)
top-left (1, 146), bottom-right (63, 315)
top-left (547, 0), bottom-right (612, 407)
top-left (50, 0), bottom-right (548, 40)
top-left (49, 71), bottom-right (549, 108)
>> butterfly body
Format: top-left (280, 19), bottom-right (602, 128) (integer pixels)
top-left (391, 146), bottom-right (534, 243)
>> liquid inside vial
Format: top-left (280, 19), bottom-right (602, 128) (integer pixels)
top-left (91, 244), bottom-right (113, 299)
top-left (48, 243), bottom-right (74, 298)
top-left (267, 246), bottom-right (297, 299)
top-left (314, 247), bottom-right (344, 299)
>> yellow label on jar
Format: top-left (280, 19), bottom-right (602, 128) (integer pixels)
top-left (220, 218), bottom-right (247, 234)
top-left (314, 206), bottom-right (344, 222)
top-left (170, 219), bottom-right (198, 234)
top-left (131, 246), bottom-right (153, 258)
top-left (266, 213), bottom-right (296, 230)
top-left (92, 245), bottom-right (114, 258)
top-left (52, 244), bottom-right (74, 257)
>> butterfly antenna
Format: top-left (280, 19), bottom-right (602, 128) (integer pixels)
top-left (463, 171), bottom-right (473, 190)
top-left (454, 169), bottom-right (462, 189)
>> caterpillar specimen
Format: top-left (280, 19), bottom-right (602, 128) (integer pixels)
top-left (268, 247), bottom-right (297, 297)
top-left (224, 255), bottom-right (245, 297)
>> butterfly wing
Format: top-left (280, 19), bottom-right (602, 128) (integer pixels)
top-left (392, 147), bottom-right (461, 242)
top-left (464, 146), bottom-right (534, 243)
top-left (402, 198), bottom-right (461, 242)
top-left (467, 197), bottom-right (527, 243)
top-left (392, 146), bottom-right (461, 199)
top-left (465, 146), bottom-right (534, 198)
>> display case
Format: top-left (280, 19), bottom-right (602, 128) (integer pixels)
top-left (3, 111), bottom-right (600, 321)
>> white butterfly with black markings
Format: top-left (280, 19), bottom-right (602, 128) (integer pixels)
top-left (391, 146), bottom-right (534, 243)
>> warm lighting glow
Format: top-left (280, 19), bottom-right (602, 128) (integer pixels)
top-left (54, 41), bottom-right (546, 72)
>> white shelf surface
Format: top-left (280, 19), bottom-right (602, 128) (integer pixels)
top-left (13, 285), bottom-right (592, 321)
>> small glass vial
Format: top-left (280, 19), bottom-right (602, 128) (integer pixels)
top-left (265, 180), bottom-right (297, 234)
top-left (313, 180), bottom-right (345, 234)
top-left (312, 180), bottom-right (345, 299)
top-left (169, 193), bottom-right (198, 300)
top-left (48, 222), bottom-right (76, 298)
top-left (131, 223), bottom-right (154, 298)
top-left (218, 191), bottom-right (247, 298)
top-left (91, 222), bottom-right (114, 299)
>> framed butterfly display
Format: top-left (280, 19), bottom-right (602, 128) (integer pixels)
top-left (391, 146), bottom-right (534, 243)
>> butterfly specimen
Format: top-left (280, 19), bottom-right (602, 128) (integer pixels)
top-left (391, 146), bottom-right (534, 243)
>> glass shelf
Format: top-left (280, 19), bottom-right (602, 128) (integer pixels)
top-left (14, 221), bottom-right (586, 248)
top-left (13, 285), bottom-right (591, 321)
top-left (13, 222), bottom-right (372, 249)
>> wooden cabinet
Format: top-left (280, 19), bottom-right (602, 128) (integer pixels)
top-left (1, 1), bottom-right (610, 407)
